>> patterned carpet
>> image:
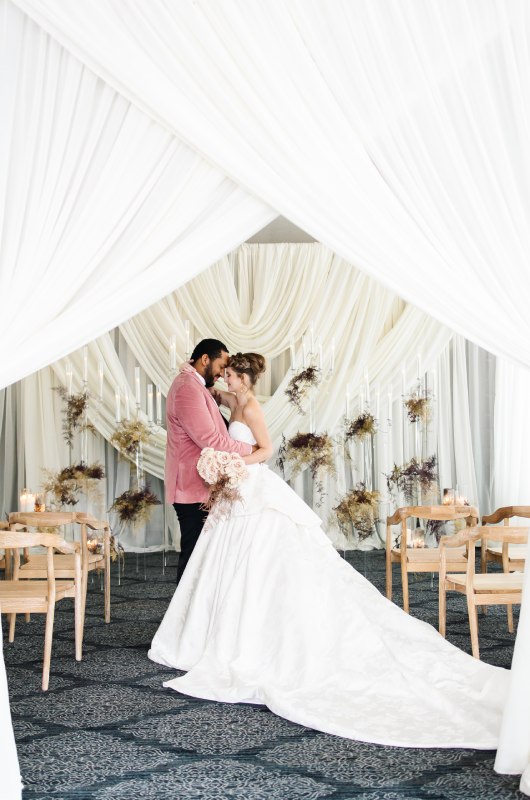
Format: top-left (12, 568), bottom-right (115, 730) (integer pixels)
top-left (2, 550), bottom-right (524, 800)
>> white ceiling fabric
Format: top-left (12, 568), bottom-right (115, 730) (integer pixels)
top-left (12, 0), bottom-right (530, 367)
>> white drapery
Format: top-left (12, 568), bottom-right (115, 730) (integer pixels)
top-left (4, 244), bottom-right (492, 558)
top-left (13, 0), bottom-right (530, 368)
top-left (0, 0), bottom-right (274, 390)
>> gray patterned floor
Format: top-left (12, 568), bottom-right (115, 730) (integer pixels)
top-left (2, 551), bottom-right (524, 800)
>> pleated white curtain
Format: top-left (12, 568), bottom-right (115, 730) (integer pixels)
top-left (14, 0), bottom-right (530, 368)
top-left (8, 244), bottom-right (490, 557)
top-left (0, 0), bottom-right (274, 390)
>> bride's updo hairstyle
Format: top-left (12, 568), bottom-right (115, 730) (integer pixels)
top-left (228, 352), bottom-right (266, 387)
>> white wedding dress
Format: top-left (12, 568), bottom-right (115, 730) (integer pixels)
top-left (149, 421), bottom-right (510, 749)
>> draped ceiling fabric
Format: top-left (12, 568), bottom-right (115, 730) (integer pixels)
top-left (12, 0), bottom-right (530, 369)
top-left (2, 0), bottom-right (529, 784)
top-left (0, 0), bottom-right (275, 390)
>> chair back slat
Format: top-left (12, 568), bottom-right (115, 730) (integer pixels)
top-left (482, 506), bottom-right (530, 525)
top-left (0, 530), bottom-right (65, 549)
top-left (9, 511), bottom-right (76, 527)
top-left (387, 505), bottom-right (478, 525)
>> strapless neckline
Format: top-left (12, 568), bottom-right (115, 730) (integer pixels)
top-left (228, 419), bottom-right (257, 446)
top-left (228, 420), bottom-right (251, 432)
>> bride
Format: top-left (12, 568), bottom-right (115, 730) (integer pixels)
top-left (149, 352), bottom-right (509, 749)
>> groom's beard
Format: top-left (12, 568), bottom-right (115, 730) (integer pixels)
top-left (204, 363), bottom-right (215, 388)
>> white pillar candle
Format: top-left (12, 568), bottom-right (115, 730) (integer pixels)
top-left (135, 367), bottom-right (141, 407)
top-left (388, 387), bottom-right (393, 422)
top-left (375, 386), bottom-right (380, 420)
top-left (364, 369), bottom-right (370, 406)
top-left (114, 387), bottom-right (121, 423)
top-left (402, 365), bottom-right (406, 397)
top-left (98, 361), bottom-right (104, 401)
top-left (156, 385), bottom-right (162, 424)
top-left (83, 345), bottom-right (88, 384)
top-left (289, 340), bottom-right (296, 371)
top-left (26, 492), bottom-right (35, 512)
top-left (147, 384), bottom-right (154, 423)
top-left (19, 489), bottom-right (27, 512)
top-left (330, 337), bottom-right (335, 374)
top-left (124, 389), bottom-right (130, 421)
top-left (185, 320), bottom-right (191, 358)
top-left (169, 335), bottom-right (177, 371)
top-left (66, 361), bottom-right (73, 396)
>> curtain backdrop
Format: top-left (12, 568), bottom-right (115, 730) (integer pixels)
top-left (0, 0), bottom-right (274, 390)
top-left (2, 244), bottom-right (493, 558)
top-left (14, 0), bottom-right (530, 369)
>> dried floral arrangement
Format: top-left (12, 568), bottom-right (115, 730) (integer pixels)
top-left (426, 519), bottom-right (446, 543)
top-left (110, 419), bottom-right (151, 460)
top-left (285, 366), bottom-right (320, 412)
top-left (197, 448), bottom-right (248, 528)
top-left (43, 462), bottom-right (105, 508)
top-left (54, 386), bottom-right (95, 447)
top-left (345, 412), bottom-right (378, 442)
top-left (110, 485), bottom-right (160, 527)
top-left (385, 455), bottom-right (438, 503)
top-left (404, 390), bottom-right (433, 424)
top-left (277, 431), bottom-right (335, 504)
top-left (333, 482), bottom-right (381, 540)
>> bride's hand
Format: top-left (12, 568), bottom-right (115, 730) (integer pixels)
top-left (209, 387), bottom-right (221, 405)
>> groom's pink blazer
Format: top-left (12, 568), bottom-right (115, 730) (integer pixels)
top-left (165, 371), bottom-right (252, 504)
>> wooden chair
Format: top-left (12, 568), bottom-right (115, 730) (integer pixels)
top-left (0, 528), bottom-right (83, 689)
top-left (386, 505), bottom-right (479, 612)
top-left (10, 511), bottom-right (111, 624)
top-left (481, 506), bottom-right (529, 632)
top-left (439, 526), bottom-right (526, 658)
top-left (0, 519), bottom-right (8, 575)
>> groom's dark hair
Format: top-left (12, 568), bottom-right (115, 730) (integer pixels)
top-left (190, 338), bottom-right (228, 363)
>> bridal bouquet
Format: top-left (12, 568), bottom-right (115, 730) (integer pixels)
top-left (197, 448), bottom-right (248, 524)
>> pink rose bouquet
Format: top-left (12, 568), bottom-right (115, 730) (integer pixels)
top-left (197, 448), bottom-right (248, 525)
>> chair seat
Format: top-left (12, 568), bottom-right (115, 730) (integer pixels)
top-left (20, 553), bottom-right (103, 577)
top-left (447, 572), bottom-right (525, 592)
top-left (393, 546), bottom-right (467, 566)
top-left (486, 544), bottom-right (527, 558)
top-left (0, 579), bottom-right (76, 610)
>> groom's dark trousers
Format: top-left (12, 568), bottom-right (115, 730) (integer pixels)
top-left (173, 502), bottom-right (208, 584)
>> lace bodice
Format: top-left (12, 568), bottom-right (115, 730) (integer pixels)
top-left (228, 420), bottom-right (257, 446)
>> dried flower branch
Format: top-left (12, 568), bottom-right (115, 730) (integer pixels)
top-left (277, 431), bottom-right (335, 506)
top-left (110, 419), bottom-right (151, 460)
top-left (385, 455), bottom-right (438, 503)
top-left (110, 485), bottom-right (160, 527)
top-left (43, 462), bottom-right (105, 508)
top-left (333, 482), bottom-right (381, 541)
top-left (345, 412), bottom-right (378, 442)
top-left (285, 366), bottom-right (321, 412)
top-left (404, 390), bottom-right (432, 424)
top-left (54, 386), bottom-right (95, 446)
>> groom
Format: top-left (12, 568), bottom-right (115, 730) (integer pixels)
top-left (166, 338), bottom-right (254, 583)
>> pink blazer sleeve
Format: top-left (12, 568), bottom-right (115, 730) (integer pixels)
top-left (175, 381), bottom-right (252, 456)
